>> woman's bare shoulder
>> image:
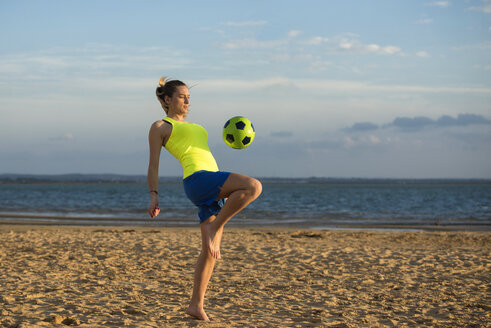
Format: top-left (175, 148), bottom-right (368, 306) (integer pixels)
top-left (150, 119), bottom-right (172, 137)
top-left (151, 119), bottom-right (165, 127)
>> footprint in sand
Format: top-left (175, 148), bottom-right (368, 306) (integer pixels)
top-left (43, 315), bottom-right (80, 326)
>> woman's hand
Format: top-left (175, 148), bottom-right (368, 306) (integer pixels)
top-left (148, 193), bottom-right (160, 218)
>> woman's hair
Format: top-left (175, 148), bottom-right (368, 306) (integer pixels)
top-left (156, 77), bottom-right (187, 114)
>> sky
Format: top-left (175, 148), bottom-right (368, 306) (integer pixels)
top-left (0, 0), bottom-right (490, 178)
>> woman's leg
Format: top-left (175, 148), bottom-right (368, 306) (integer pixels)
top-left (202, 173), bottom-right (262, 259)
top-left (188, 174), bottom-right (261, 320)
top-left (186, 219), bottom-right (218, 321)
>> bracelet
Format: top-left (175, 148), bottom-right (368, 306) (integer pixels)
top-left (150, 190), bottom-right (159, 195)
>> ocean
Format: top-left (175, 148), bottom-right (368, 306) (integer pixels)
top-left (0, 175), bottom-right (490, 229)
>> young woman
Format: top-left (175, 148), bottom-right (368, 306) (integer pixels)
top-left (147, 77), bottom-right (262, 321)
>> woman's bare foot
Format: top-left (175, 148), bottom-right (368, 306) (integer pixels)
top-left (201, 221), bottom-right (223, 260)
top-left (186, 305), bottom-right (210, 321)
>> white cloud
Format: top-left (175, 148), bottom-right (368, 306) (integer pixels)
top-left (301, 36), bottom-right (330, 45)
top-left (2, 39), bottom-right (490, 98)
top-left (425, 1), bottom-right (450, 8)
top-left (320, 33), bottom-right (403, 55)
top-left (220, 21), bottom-right (267, 27)
top-left (288, 30), bottom-right (301, 38)
top-left (196, 77), bottom-right (491, 95)
top-left (336, 40), bottom-right (402, 55)
top-left (414, 18), bottom-right (434, 24)
top-left (221, 38), bottom-right (287, 49)
top-left (295, 79), bottom-right (491, 94)
top-left (0, 44), bottom-right (191, 80)
top-left (377, 45), bottom-right (401, 55)
top-left (198, 77), bottom-right (292, 90)
top-left (416, 51), bottom-right (431, 57)
top-left (220, 32), bottom-right (402, 56)
top-left (468, 0), bottom-right (491, 13)
top-left (339, 134), bottom-right (382, 149)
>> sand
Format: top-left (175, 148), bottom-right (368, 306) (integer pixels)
top-left (0, 226), bottom-right (489, 328)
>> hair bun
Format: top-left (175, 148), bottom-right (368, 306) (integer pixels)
top-left (159, 76), bottom-right (167, 87)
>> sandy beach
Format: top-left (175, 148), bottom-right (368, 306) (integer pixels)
top-left (0, 226), bottom-right (489, 327)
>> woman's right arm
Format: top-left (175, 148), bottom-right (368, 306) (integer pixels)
top-left (147, 121), bottom-right (166, 218)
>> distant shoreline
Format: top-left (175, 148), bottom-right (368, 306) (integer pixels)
top-left (1, 173), bottom-right (490, 184)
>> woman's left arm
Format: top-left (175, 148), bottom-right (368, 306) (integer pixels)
top-left (147, 121), bottom-right (164, 217)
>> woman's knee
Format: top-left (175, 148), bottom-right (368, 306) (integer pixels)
top-left (218, 173), bottom-right (262, 200)
top-left (248, 178), bottom-right (262, 199)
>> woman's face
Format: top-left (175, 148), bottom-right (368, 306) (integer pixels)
top-left (166, 85), bottom-right (190, 117)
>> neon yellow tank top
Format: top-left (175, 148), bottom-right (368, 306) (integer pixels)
top-left (162, 117), bottom-right (219, 179)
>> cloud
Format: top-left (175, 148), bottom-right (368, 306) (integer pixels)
top-left (436, 113), bottom-right (491, 126)
top-left (334, 38), bottom-right (402, 55)
top-left (220, 21), bottom-right (267, 27)
top-left (414, 18), bottom-right (434, 24)
top-left (294, 79), bottom-right (491, 94)
top-left (416, 51), bottom-right (431, 57)
top-left (198, 77), bottom-right (292, 90)
top-left (425, 1), bottom-right (451, 8)
top-left (301, 36), bottom-right (330, 45)
top-left (343, 114), bottom-right (491, 133)
top-left (221, 38), bottom-right (287, 49)
top-left (0, 44), bottom-right (191, 81)
top-left (196, 77), bottom-right (491, 95)
top-left (320, 134), bottom-right (382, 150)
top-left (391, 113), bottom-right (491, 130)
top-left (391, 116), bottom-right (434, 129)
top-left (288, 30), bottom-right (301, 38)
top-left (467, 0), bottom-right (491, 13)
top-left (343, 122), bottom-right (379, 132)
top-left (220, 32), bottom-right (402, 56)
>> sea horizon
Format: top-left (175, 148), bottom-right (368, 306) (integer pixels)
top-left (1, 173), bottom-right (490, 184)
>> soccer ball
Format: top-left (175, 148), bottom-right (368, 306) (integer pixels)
top-left (223, 116), bottom-right (255, 149)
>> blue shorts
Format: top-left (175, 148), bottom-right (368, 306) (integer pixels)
top-left (183, 170), bottom-right (231, 223)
